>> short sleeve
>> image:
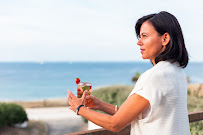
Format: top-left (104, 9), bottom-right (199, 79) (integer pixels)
top-left (136, 72), bottom-right (164, 111)
top-left (128, 72), bottom-right (146, 97)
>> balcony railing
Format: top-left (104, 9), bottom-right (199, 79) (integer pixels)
top-left (66, 111), bottom-right (203, 135)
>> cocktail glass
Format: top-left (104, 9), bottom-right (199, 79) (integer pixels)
top-left (77, 82), bottom-right (92, 107)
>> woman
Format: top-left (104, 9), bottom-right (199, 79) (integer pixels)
top-left (68, 11), bottom-right (190, 135)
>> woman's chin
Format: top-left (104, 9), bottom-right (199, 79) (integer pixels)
top-left (142, 56), bottom-right (147, 59)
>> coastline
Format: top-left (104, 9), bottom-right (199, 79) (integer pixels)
top-left (0, 83), bottom-right (202, 108)
top-left (0, 97), bottom-right (69, 108)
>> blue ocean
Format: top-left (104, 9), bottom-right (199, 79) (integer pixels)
top-left (0, 62), bottom-right (202, 101)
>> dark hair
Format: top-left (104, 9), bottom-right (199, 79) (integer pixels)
top-left (135, 11), bottom-right (189, 68)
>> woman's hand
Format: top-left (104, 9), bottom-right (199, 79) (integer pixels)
top-left (68, 90), bottom-right (87, 112)
top-left (85, 95), bottom-right (103, 110)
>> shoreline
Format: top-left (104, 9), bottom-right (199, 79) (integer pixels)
top-left (0, 97), bottom-right (68, 102)
top-left (0, 97), bottom-right (69, 108)
top-left (0, 83), bottom-right (202, 108)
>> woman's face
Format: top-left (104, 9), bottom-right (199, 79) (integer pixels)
top-left (137, 21), bottom-right (165, 65)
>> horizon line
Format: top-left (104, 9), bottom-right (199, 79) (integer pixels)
top-left (0, 60), bottom-right (202, 63)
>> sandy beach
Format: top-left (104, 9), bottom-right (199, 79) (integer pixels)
top-left (25, 107), bottom-right (87, 135)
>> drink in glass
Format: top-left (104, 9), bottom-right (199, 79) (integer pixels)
top-left (77, 82), bottom-right (92, 107)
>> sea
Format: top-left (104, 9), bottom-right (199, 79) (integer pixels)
top-left (0, 61), bottom-right (202, 101)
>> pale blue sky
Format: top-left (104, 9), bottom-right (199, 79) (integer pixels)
top-left (0, 0), bottom-right (202, 62)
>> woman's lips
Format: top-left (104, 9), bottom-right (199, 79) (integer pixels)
top-left (140, 49), bottom-right (145, 54)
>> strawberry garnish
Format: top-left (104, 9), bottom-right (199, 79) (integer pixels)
top-left (76, 78), bottom-right (80, 84)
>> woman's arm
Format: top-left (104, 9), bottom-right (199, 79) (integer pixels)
top-left (98, 101), bottom-right (119, 115)
top-left (68, 91), bottom-right (150, 132)
top-left (85, 95), bottom-right (119, 115)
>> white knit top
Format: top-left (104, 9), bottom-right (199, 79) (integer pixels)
top-left (129, 61), bottom-right (190, 135)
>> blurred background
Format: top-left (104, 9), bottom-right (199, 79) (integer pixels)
top-left (0, 0), bottom-right (203, 100)
top-left (0, 0), bottom-right (202, 135)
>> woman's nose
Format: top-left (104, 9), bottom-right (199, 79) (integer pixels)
top-left (137, 38), bottom-right (142, 46)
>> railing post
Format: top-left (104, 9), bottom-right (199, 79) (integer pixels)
top-left (188, 110), bottom-right (203, 123)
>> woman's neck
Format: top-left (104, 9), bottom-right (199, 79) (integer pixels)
top-left (151, 59), bottom-right (156, 66)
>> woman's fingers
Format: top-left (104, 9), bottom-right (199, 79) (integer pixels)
top-left (87, 95), bottom-right (95, 99)
top-left (67, 90), bottom-right (72, 100)
top-left (82, 90), bottom-right (88, 100)
top-left (69, 106), bottom-right (74, 111)
top-left (69, 101), bottom-right (73, 106)
top-left (68, 90), bottom-right (77, 100)
top-left (68, 93), bottom-right (72, 101)
top-left (81, 90), bottom-right (87, 105)
top-left (86, 95), bottom-right (91, 100)
top-left (68, 90), bottom-right (88, 111)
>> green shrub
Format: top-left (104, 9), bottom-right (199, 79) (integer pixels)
top-left (82, 85), bottom-right (133, 123)
top-left (0, 103), bottom-right (7, 127)
top-left (190, 121), bottom-right (203, 135)
top-left (92, 85), bottom-right (133, 107)
top-left (187, 89), bottom-right (191, 95)
top-left (132, 72), bottom-right (141, 83)
top-left (0, 103), bottom-right (28, 128)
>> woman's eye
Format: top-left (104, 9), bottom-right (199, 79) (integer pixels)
top-left (138, 34), bottom-right (147, 39)
top-left (143, 34), bottom-right (147, 37)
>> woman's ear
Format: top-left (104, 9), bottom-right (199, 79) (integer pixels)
top-left (162, 33), bottom-right (170, 46)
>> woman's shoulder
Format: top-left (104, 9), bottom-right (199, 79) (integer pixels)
top-left (145, 61), bottom-right (183, 81)
top-left (137, 61), bottom-right (184, 85)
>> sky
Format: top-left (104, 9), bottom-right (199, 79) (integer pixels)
top-left (0, 0), bottom-right (203, 62)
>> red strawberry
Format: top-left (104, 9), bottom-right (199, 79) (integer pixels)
top-left (77, 88), bottom-right (81, 91)
top-left (76, 78), bottom-right (80, 84)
